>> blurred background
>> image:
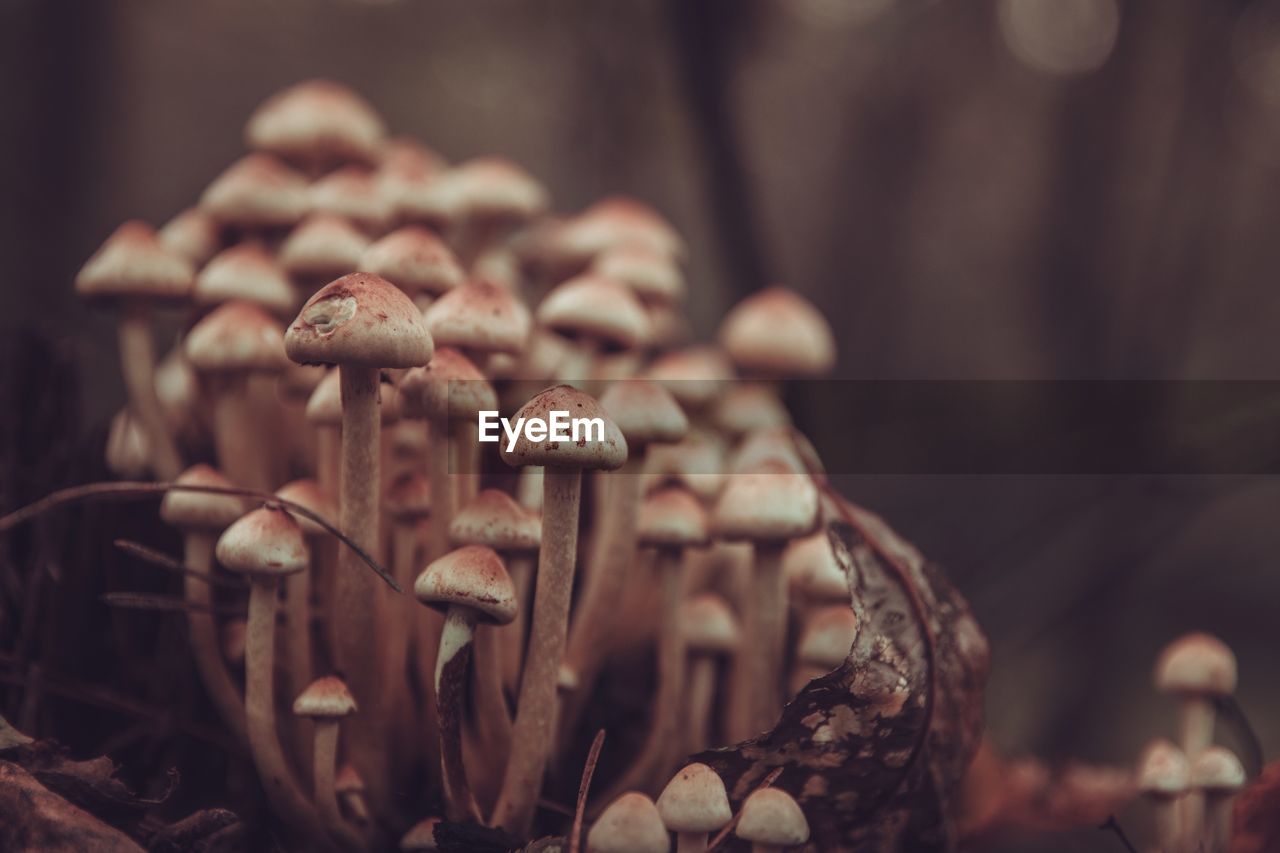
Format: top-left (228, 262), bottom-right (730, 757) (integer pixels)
top-left (4, 0), bottom-right (1280, 848)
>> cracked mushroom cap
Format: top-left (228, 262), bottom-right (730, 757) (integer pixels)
top-left (682, 594), bottom-right (740, 655)
top-left (587, 792), bottom-right (669, 853)
top-left (414, 545), bottom-right (517, 625)
top-left (590, 243), bottom-right (685, 305)
top-left (215, 506), bottom-right (309, 577)
top-left (199, 153), bottom-right (309, 228)
top-left (1138, 740), bottom-right (1190, 798)
top-left (159, 207), bottom-right (222, 266)
top-left (712, 458), bottom-right (819, 543)
top-left (399, 817), bottom-right (441, 851)
top-left (536, 274), bottom-right (650, 350)
top-left (399, 348), bottom-right (496, 420)
top-left (797, 605), bottom-right (858, 669)
top-left (736, 788), bottom-right (809, 848)
top-left (719, 286), bottom-right (836, 378)
top-left (784, 531), bottom-right (848, 602)
top-left (246, 79), bottom-right (385, 167)
top-left (1190, 747), bottom-right (1246, 794)
top-left (293, 675), bottom-right (357, 718)
top-left (278, 213), bottom-right (372, 278)
top-left (656, 763), bottom-right (731, 835)
top-left (309, 166), bottom-right (392, 232)
top-left (275, 479), bottom-right (337, 537)
top-left (422, 280), bottom-right (532, 356)
top-left (600, 379), bottom-right (689, 448)
top-left (499, 385), bottom-right (628, 470)
top-left (75, 221), bottom-right (194, 304)
top-left (185, 301), bottom-right (291, 374)
top-left (194, 243), bottom-right (296, 316)
top-left (286, 273), bottom-right (434, 368)
top-left (448, 157), bottom-right (549, 222)
top-left (637, 487), bottom-right (708, 549)
top-left (160, 464), bottom-right (246, 531)
top-left (450, 489), bottom-right (541, 552)
top-left (1154, 633), bottom-right (1237, 697)
top-left (359, 226), bottom-right (464, 296)
top-left (385, 472), bottom-right (432, 523)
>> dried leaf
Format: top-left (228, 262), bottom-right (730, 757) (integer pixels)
top-left (146, 808), bottom-right (246, 853)
top-left (1232, 759), bottom-right (1280, 853)
top-left (0, 760), bottom-right (143, 852)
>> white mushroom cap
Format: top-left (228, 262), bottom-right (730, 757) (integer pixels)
top-left (305, 369), bottom-right (343, 426)
top-left (590, 243), bottom-right (685, 305)
top-left (712, 459), bottom-right (820, 543)
top-left (184, 301), bottom-right (291, 374)
top-left (359, 226), bottom-right (464, 296)
top-left (293, 674), bottom-right (357, 718)
top-left (645, 346), bottom-right (735, 410)
top-left (275, 479), bottom-right (337, 537)
top-left (160, 464), bottom-right (246, 531)
top-left (656, 763), bottom-right (731, 834)
top-left (215, 506), bottom-right (309, 577)
top-left (537, 274), bottom-right (651, 350)
top-left (499, 385), bottom-right (628, 470)
top-left (587, 792), bottom-right (670, 853)
top-left (1190, 746), bottom-right (1246, 793)
top-left (245, 79), bottom-right (385, 167)
top-left (199, 153), bottom-right (310, 228)
top-left (637, 487), bottom-right (708, 549)
top-left (75, 221), bottom-right (194, 303)
top-left (783, 531), bottom-right (848, 602)
top-left (398, 348), bottom-right (496, 421)
top-left (450, 489), bottom-right (541, 553)
top-left (309, 166), bottom-right (393, 232)
top-left (797, 605), bottom-right (858, 669)
top-left (682, 594), bottom-right (740, 654)
top-left (422, 280), bottom-right (532, 356)
top-left (158, 207), bottom-right (222, 266)
top-left (1154, 633), bottom-right (1238, 696)
top-left (712, 384), bottom-right (791, 437)
top-left (1137, 739), bottom-right (1191, 798)
top-left (736, 787), bottom-right (809, 847)
top-left (194, 243), bottom-right (296, 316)
top-left (384, 472), bottom-right (432, 523)
top-left (719, 286), bottom-right (836, 378)
top-left (600, 379), bottom-right (690, 449)
top-left (278, 214), bottom-right (372, 278)
top-left (414, 545), bottom-right (518, 625)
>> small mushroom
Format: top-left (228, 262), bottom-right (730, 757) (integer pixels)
top-left (399, 816), bottom-right (442, 851)
top-left (536, 273), bottom-right (650, 381)
top-left (1138, 739), bottom-right (1190, 853)
top-left (359, 226), bottom-right (464, 310)
top-left (790, 605), bottom-right (858, 695)
top-left (586, 792), bottom-right (670, 853)
top-left (245, 79), bottom-right (386, 172)
top-left (292, 676), bottom-right (358, 840)
top-left (656, 763), bottom-right (731, 853)
top-left (735, 787), bottom-right (809, 853)
top-left (279, 214), bottom-right (373, 294)
top-left (1154, 633), bottom-right (1237, 758)
top-left (1189, 746), bottom-right (1245, 853)
top-left (681, 594), bottom-right (740, 755)
top-left (199, 153), bottom-right (310, 235)
top-left (717, 287), bottom-right (836, 379)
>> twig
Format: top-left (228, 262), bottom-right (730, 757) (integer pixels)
top-left (706, 767), bottom-right (783, 851)
top-left (570, 729), bottom-right (606, 853)
top-left (1099, 815), bottom-right (1138, 853)
top-left (114, 539), bottom-right (249, 589)
top-left (0, 480), bottom-right (401, 592)
top-left (100, 592), bottom-right (246, 617)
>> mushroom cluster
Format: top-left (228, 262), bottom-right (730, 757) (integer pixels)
top-left (76, 79), bottom-right (913, 851)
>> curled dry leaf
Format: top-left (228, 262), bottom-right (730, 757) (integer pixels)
top-left (0, 760), bottom-right (143, 852)
top-left (693, 493), bottom-right (990, 851)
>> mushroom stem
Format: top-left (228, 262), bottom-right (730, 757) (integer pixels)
top-left (676, 831), bottom-right (709, 853)
top-left (282, 568), bottom-right (314, 770)
top-left (751, 542), bottom-right (787, 733)
top-left (493, 466), bottom-right (582, 835)
top-left (1178, 696), bottom-right (1215, 758)
top-left (208, 377), bottom-right (275, 492)
top-left (501, 554), bottom-right (534, 696)
top-left (117, 303), bottom-right (183, 479)
top-left (1151, 797), bottom-right (1181, 853)
top-left (312, 720), bottom-right (341, 830)
top-left (435, 606), bottom-right (481, 822)
top-left (1203, 792), bottom-right (1234, 853)
top-left (182, 532), bottom-right (247, 743)
top-left (685, 655), bottom-right (716, 756)
top-left (316, 426), bottom-right (340, 497)
top-left (428, 415), bottom-right (454, 562)
top-left (455, 419), bottom-right (482, 508)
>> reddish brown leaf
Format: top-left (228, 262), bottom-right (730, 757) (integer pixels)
top-left (0, 760), bottom-right (143, 852)
top-left (1232, 759), bottom-right (1280, 853)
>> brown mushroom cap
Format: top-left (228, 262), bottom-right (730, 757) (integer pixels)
top-left (784, 531), bottom-right (848, 601)
top-left (75, 221), bottom-right (195, 303)
top-left (498, 385), bottom-right (628, 470)
top-left (292, 674), bottom-right (357, 718)
top-left (719, 286), bottom-right (836, 377)
top-left (536, 274), bottom-right (650, 350)
top-left (245, 79), bottom-right (385, 167)
top-left (199, 153), bottom-right (309, 228)
top-left (590, 243), bottom-right (685, 305)
top-left (309, 166), bottom-right (392, 232)
top-left (712, 459), bottom-right (819, 543)
top-left (184, 301), bottom-right (291, 374)
top-left (736, 789), bottom-right (809, 847)
top-left (359, 226), bottom-right (464, 296)
top-left (275, 479), bottom-right (337, 537)
top-left (681, 594), bottom-right (740, 654)
top-left (399, 817), bottom-right (441, 851)
top-left (422, 280), bottom-right (532, 356)
top-left (731, 426), bottom-right (813, 476)
top-left (335, 764), bottom-right (365, 794)
top-left (644, 433), bottom-right (727, 501)
top-left (377, 137), bottom-right (446, 214)
top-left (448, 157), bottom-right (549, 222)
top-left (413, 545), bottom-right (518, 625)
top-left (637, 487), bottom-right (708, 549)
top-left (194, 243), bottom-right (296, 316)
top-left (160, 464), bottom-right (246, 531)
top-left (305, 369), bottom-right (343, 426)
top-left (655, 763), bottom-right (731, 835)
top-left (399, 348), bottom-right (496, 420)
top-left (286, 273), bottom-right (434, 368)
top-left (1189, 747), bottom-right (1246, 793)
top-left (712, 384), bottom-right (791, 436)
top-left (215, 506), bottom-right (309, 577)
top-left (158, 207), bottom-right (222, 266)
top-left (645, 346), bottom-right (735, 410)
top-left (1138, 740), bottom-right (1190, 798)
top-left (600, 379), bottom-right (689, 448)
top-left (384, 472), bottom-right (432, 523)
top-left (278, 214), bottom-right (372, 278)
top-left (587, 792), bottom-right (670, 853)
top-left (558, 196), bottom-right (684, 261)
top-left (487, 327), bottom-right (574, 382)
top-left (797, 605), bottom-right (858, 669)
top-left (449, 489), bottom-right (541, 552)
top-left (1154, 633), bottom-right (1238, 697)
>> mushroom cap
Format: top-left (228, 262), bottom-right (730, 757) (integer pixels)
top-left (185, 301), bottom-right (291, 374)
top-left (587, 792), bottom-right (669, 853)
top-left (216, 506), bottom-right (309, 577)
top-left (488, 327), bottom-right (574, 382)
top-left (160, 464), bottom-right (246, 531)
top-left (1137, 740), bottom-right (1190, 798)
top-left (275, 479), bottom-right (337, 537)
top-left (645, 346), bottom-right (735, 409)
top-left (731, 426), bottom-right (814, 476)
top-left (292, 675), bottom-right (357, 718)
top-left (75, 221), bottom-right (194, 303)
top-left (637, 487), bottom-right (708, 549)
top-left (712, 459), bottom-right (820, 543)
top-left (385, 472), bottom-right (432, 522)
top-left (735, 787), bottom-right (809, 847)
top-left (286, 273), bottom-right (434, 368)
top-left (719, 286), bottom-right (836, 378)
top-left (559, 196), bottom-right (684, 261)
top-left (656, 763), bottom-right (731, 834)
top-left (499, 385), bottom-right (628, 470)
top-left (105, 408), bottom-right (151, 478)
top-left (784, 531), bottom-right (848, 601)
top-left (194, 243), bottom-right (296, 316)
top-left (712, 384), bottom-right (791, 437)
top-left (246, 79), bottom-right (385, 167)
top-left (1189, 747), bottom-right (1246, 793)
top-left (377, 137), bottom-right (447, 213)
top-left (682, 594), bottom-right (740, 654)
top-left (591, 243), bottom-right (685, 305)
top-left (797, 605), bottom-right (858, 669)
top-left (537, 274), bottom-right (650, 350)
top-left (305, 369), bottom-right (344, 426)
top-left (1154, 633), bottom-right (1237, 696)
top-left (414, 545), bottom-right (517, 624)
top-left (360, 226), bottom-right (464, 296)
top-left (450, 489), bottom-right (541, 552)
top-left (399, 348), bottom-right (496, 420)
top-left (278, 214), bottom-right (372, 278)
top-left (335, 764), bottom-right (365, 794)
top-left (399, 817), bottom-right (441, 851)
top-left (600, 379), bottom-right (689, 448)
top-left (199, 153), bottom-right (309, 228)
top-left (158, 207), bottom-right (222, 266)
top-left (422, 280), bottom-right (532, 356)
top-left (309, 166), bottom-right (392, 232)
top-left (448, 157), bottom-right (549, 222)
top-left (644, 433), bottom-right (727, 501)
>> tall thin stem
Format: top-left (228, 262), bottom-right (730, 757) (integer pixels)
top-left (118, 304), bottom-right (182, 479)
top-left (182, 532), bottom-right (247, 743)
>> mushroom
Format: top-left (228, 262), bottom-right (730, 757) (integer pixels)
top-left (376, 136), bottom-right (447, 224)
top-left (491, 385), bottom-right (627, 835)
top-left (159, 464), bottom-right (248, 742)
top-left (735, 787), bottom-right (809, 853)
top-left (680, 594), bottom-right (740, 755)
top-left (712, 459), bottom-right (819, 734)
top-left (1154, 633), bottom-right (1237, 758)
top-left (158, 206), bottom-right (222, 266)
top-left (717, 287), bottom-right (836, 380)
top-left (279, 213), bottom-right (373, 295)
top-left (590, 242), bottom-right (685, 308)
top-left (310, 166), bottom-right (393, 235)
top-left (1189, 746), bottom-right (1245, 853)
top-left (1138, 739), bottom-right (1190, 853)
top-left (586, 792), bottom-right (670, 853)
top-left (199, 153), bottom-right (310, 238)
top-left (536, 273), bottom-right (650, 381)
top-left (782, 531), bottom-right (850, 609)
top-left (335, 764), bottom-right (371, 826)
top-left (413, 545), bottom-right (518, 821)
top-left (75, 221), bottom-right (194, 479)
top-left (656, 763), bottom-right (731, 853)
top-left (556, 196), bottom-right (685, 265)
top-left (292, 675), bottom-right (358, 840)
top-left (438, 157), bottom-right (548, 265)
top-left (359, 225), bottom-right (465, 311)
top-left (790, 605), bottom-right (858, 695)
top-left (286, 272), bottom-right (433, 800)
top-left (105, 407), bottom-right (151, 478)
top-left (193, 242), bottom-right (297, 318)
top-left (645, 346), bottom-right (736, 418)
top-left (246, 79), bottom-right (386, 173)
top-left (711, 385), bottom-right (791, 440)
top-left (399, 816), bottom-right (442, 851)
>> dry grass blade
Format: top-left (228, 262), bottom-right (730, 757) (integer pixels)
top-left (569, 729), bottom-right (606, 853)
top-left (113, 539), bottom-right (249, 589)
top-left (100, 592), bottom-right (246, 617)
